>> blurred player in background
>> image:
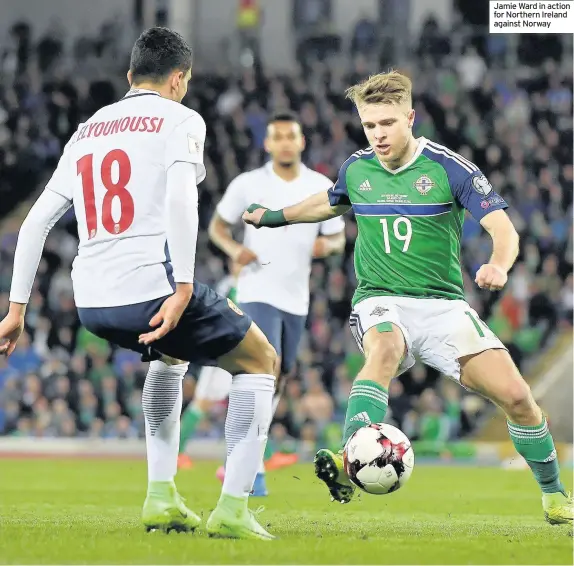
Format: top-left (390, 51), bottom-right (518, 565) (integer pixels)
top-left (0, 27), bottom-right (278, 540)
top-left (243, 71), bottom-right (572, 524)
top-left (178, 112), bottom-right (346, 496)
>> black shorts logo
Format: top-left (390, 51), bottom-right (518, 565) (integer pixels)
top-left (227, 298), bottom-right (244, 316)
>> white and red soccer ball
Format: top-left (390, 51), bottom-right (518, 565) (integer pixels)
top-left (343, 423), bottom-right (415, 495)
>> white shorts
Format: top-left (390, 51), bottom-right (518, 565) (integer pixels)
top-left (349, 296), bottom-right (506, 382)
top-left (193, 366), bottom-right (232, 402)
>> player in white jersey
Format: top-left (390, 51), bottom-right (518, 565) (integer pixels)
top-left (0, 27), bottom-right (277, 540)
top-left (178, 112), bottom-right (346, 495)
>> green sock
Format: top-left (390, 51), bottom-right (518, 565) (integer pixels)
top-left (342, 380), bottom-right (389, 446)
top-left (179, 405), bottom-right (203, 454)
top-left (508, 418), bottom-right (565, 495)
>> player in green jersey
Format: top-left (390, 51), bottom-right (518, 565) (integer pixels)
top-left (242, 71), bottom-right (572, 524)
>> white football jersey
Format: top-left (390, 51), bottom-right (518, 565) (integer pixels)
top-left (45, 89), bottom-right (206, 308)
top-left (217, 163), bottom-right (345, 316)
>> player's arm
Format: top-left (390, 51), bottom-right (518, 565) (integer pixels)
top-left (242, 161), bottom-right (353, 229)
top-left (4, 138), bottom-right (74, 317)
top-left (243, 190), bottom-right (350, 228)
top-left (208, 213), bottom-right (239, 257)
top-left (139, 113), bottom-right (206, 345)
top-left (165, 162), bottom-right (199, 295)
top-left (0, 189), bottom-right (71, 355)
top-left (477, 209), bottom-right (519, 291)
top-left (163, 115), bottom-right (207, 297)
top-left (209, 177), bottom-right (258, 266)
top-left (452, 170), bottom-right (516, 291)
top-left (313, 207), bottom-right (346, 258)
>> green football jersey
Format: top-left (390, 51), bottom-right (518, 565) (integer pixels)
top-left (327, 138), bottom-right (508, 306)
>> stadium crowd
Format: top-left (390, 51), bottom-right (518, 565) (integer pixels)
top-left (0, 17), bottom-right (572, 456)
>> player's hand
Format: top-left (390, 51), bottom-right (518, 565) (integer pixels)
top-left (0, 311), bottom-right (26, 357)
top-left (232, 245), bottom-right (258, 267)
top-left (312, 237), bottom-right (331, 258)
top-left (475, 264), bottom-right (508, 291)
top-left (138, 289), bottom-right (191, 345)
top-left (242, 206), bottom-right (267, 229)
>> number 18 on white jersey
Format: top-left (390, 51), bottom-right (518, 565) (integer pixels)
top-left (45, 90), bottom-right (206, 308)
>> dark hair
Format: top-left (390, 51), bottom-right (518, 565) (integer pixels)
top-left (267, 111), bottom-right (300, 126)
top-left (129, 27), bottom-right (193, 83)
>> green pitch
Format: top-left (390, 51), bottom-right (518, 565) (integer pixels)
top-left (0, 459), bottom-right (571, 564)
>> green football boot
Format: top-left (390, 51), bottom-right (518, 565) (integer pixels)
top-left (543, 492), bottom-right (573, 525)
top-left (142, 481), bottom-right (201, 533)
top-left (206, 494), bottom-right (275, 540)
top-left (314, 448), bottom-right (355, 504)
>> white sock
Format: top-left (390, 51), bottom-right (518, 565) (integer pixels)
top-left (257, 391), bottom-right (282, 475)
top-left (142, 359), bottom-right (188, 484)
top-left (222, 373), bottom-right (275, 498)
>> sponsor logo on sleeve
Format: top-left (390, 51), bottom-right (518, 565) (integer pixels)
top-left (487, 195), bottom-right (505, 205)
top-left (471, 174), bottom-right (493, 196)
top-left (188, 134), bottom-right (203, 154)
top-left (480, 195), bottom-right (505, 209)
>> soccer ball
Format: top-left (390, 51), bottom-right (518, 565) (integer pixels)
top-left (343, 423), bottom-right (414, 495)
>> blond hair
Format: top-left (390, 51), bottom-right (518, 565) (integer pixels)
top-left (345, 70), bottom-right (412, 107)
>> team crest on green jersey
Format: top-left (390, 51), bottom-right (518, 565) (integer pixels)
top-left (413, 175), bottom-right (435, 195)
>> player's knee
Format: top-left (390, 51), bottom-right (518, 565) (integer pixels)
top-left (253, 339), bottom-right (278, 376)
top-left (366, 334), bottom-right (404, 372)
top-left (500, 379), bottom-right (536, 419)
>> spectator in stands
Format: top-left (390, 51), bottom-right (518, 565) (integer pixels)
top-left (456, 46), bottom-right (487, 91)
top-left (350, 13), bottom-right (378, 58)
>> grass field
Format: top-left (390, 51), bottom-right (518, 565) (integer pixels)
top-left (0, 459), bottom-right (572, 564)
